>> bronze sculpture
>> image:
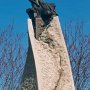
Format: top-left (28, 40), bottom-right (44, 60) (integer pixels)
top-left (26, 0), bottom-right (57, 26)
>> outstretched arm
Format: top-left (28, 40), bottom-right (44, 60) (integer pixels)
top-left (29, 0), bottom-right (40, 7)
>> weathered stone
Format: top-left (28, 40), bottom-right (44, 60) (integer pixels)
top-left (24, 16), bottom-right (75, 90)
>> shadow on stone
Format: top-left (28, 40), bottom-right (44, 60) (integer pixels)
top-left (20, 34), bottom-right (38, 90)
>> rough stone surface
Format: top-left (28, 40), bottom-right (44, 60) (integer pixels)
top-left (19, 35), bottom-right (38, 90)
top-left (27, 16), bottom-right (75, 90)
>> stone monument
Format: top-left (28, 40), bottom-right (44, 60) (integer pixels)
top-left (20, 0), bottom-right (75, 90)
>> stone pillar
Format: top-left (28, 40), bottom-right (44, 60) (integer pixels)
top-left (28, 16), bottom-right (74, 90)
top-left (20, 16), bottom-right (75, 90)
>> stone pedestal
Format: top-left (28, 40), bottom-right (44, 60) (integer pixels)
top-left (20, 16), bottom-right (75, 90)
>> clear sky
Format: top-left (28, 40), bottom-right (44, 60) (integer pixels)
top-left (0, 0), bottom-right (90, 35)
top-left (0, 0), bottom-right (90, 89)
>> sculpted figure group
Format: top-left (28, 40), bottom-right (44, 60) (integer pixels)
top-left (26, 0), bottom-right (57, 26)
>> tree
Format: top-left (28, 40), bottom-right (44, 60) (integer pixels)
top-left (1, 21), bottom-right (90, 90)
top-left (63, 21), bottom-right (90, 90)
top-left (0, 24), bottom-right (27, 90)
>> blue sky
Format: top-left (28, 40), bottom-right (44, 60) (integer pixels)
top-left (0, 0), bottom-right (90, 35)
top-left (0, 0), bottom-right (90, 89)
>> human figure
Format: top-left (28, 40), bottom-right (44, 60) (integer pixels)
top-left (27, 0), bottom-right (57, 26)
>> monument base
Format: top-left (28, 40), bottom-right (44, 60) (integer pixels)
top-left (20, 16), bottom-right (75, 90)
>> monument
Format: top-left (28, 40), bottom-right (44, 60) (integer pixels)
top-left (20, 0), bottom-right (75, 90)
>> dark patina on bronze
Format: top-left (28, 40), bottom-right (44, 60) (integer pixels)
top-left (26, 0), bottom-right (57, 27)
